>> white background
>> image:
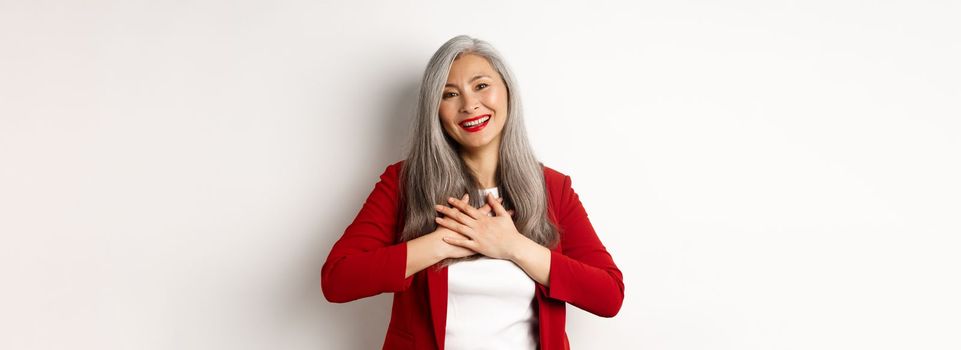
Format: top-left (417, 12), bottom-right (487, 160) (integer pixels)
top-left (1, 0), bottom-right (959, 349)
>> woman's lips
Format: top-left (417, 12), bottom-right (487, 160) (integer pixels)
top-left (459, 114), bottom-right (491, 133)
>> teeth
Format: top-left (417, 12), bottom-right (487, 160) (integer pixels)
top-left (462, 116), bottom-right (490, 127)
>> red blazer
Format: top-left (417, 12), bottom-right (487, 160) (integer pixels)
top-left (322, 160), bottom-right (624, 349)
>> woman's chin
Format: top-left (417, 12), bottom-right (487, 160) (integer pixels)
top-left (459, 140), bottom-right (498, 153)
top-left (452, 128), bottom-right (502, 153)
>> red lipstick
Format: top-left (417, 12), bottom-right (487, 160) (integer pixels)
top-left (459, 114), bottom-right (491, 133)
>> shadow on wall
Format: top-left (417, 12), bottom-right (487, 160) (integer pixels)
top-left (289, 75), bottom-right (421, 348)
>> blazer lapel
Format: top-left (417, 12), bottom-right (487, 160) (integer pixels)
top-left (426, 265), bottom-right (448, 350)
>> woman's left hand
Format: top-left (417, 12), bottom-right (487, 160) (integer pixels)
top-left (434, 192), bottom-right (525, 260)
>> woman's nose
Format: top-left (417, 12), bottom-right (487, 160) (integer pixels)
top-left (460, 95), bottom-right (481, 113)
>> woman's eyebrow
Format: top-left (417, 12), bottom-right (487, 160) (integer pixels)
top-left (445, 74), bottom-right (491, 88)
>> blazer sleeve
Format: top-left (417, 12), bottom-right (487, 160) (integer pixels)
top-left (321, 163), bottom-right (414, 303)
top-left (543, 174), bottom-right (625, 317)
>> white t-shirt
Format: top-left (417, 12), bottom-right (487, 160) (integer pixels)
top-left (445, 186), bottom-right (539, 350)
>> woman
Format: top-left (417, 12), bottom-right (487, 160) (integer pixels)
top-left (322, 35), bottom-right (624, 350)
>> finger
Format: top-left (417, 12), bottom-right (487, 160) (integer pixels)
top-left (487, 192), bottom-right (510, 217)
top-left (443, 236), bottom-right (479, 250)
top-left (478, 197), bottom-right (502, 213)
top-left (435, 203), bottom-right (474, 226)
top-left (490, 197), bottom-right (506, 217)
top-left (488, 197), bottom-right (507, 217)
top-left (435, 216), bottom-right (475, 237)
top-left (478, 204), bottom-right (493, 216)
top-left (448, 194), bottom-right (484, 220)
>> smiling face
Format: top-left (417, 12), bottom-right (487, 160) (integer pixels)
top-left (438, 53), bottom-right (509, 154)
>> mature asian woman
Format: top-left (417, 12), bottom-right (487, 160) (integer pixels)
top-left (322, 34), bottom-right (624, 350)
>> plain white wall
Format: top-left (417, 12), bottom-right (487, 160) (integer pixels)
top-left (1, 0), bottom-right (959, 349)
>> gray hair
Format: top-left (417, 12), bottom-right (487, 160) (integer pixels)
top-left (399, 34), bottom-right (559, 268)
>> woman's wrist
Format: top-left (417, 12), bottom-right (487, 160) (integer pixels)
top-left (508, 237), bottom-right (552, 286)
top-left (425, 230), bottom-right (453, 259)
top-left (405, 232), bottom-right (447, 277)
top-left (508, 235), bottom-right (535, 262)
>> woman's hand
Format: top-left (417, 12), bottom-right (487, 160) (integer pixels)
top-left (431, 194), bottom-right (499, 259)
top-left (432, 226), bottom-right (477, 259)
top-left (434, 192), bottom-right (523, 260)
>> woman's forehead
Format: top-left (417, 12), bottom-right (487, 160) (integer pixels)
top-left (450, 55), bottom-right (494, 73)
top-left (447, 58), bottom-right (498, 84)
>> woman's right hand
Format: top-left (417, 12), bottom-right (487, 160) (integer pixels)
top-left (433, 198), bottom-right (502, 259)
top-left (433, 226), bottom-right (477, 259)
top-left (403, 199), bottom-right (506, 278)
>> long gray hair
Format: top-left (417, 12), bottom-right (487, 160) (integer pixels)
top-left (399, 35), bottom-right (559, 268)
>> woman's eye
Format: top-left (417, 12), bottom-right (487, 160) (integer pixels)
top-left (477, 83), bottom-right (488, 89)
top-left (443, 92), bottom-right (457, 99)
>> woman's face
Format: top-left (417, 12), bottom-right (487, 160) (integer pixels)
top-left (438, 54), bottom-right (509, 153)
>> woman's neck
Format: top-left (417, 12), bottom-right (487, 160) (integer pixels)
top-left (460, 147), bottom-right (499, 189)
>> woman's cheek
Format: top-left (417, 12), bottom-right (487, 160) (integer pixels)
top-left (439, 105), bottom-right (455, 124)
top-left (489, 88), bottom-right (505, 107)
